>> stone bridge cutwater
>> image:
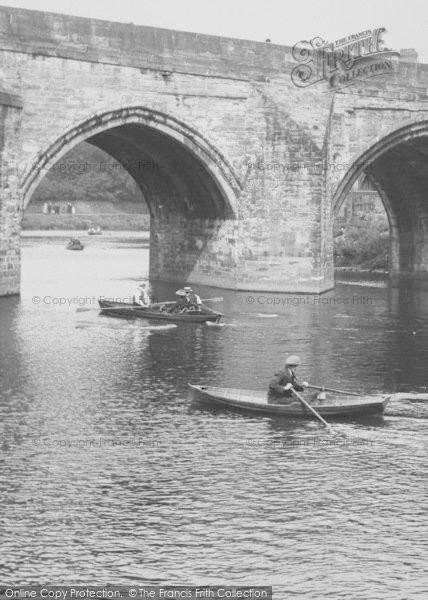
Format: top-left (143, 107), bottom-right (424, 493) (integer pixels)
top-left (1, 6), bottom-right (428, 296)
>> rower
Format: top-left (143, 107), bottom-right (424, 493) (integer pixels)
top-left (317, 388), bottom-right (326, 401)
top-left (133, 282), bottom-right (150, 307)
top-left (170, 289), bottom-right (188, 313)
top-left (267, 355), bottom-right (308, 405)
top-left (184, 286), bottom-right (202, 311)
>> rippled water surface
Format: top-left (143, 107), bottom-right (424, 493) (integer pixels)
top-left (1, 232), bottom-right (427, 599)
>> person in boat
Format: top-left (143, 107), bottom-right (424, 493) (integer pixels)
top-left (184, 286), bottom-right (202, 311)
top-left (169, 289), bottom-right (188, 313)
top-left (133, 282), bottom-right (150, 307)
top-left (267, 355), bottom-right (308, 404)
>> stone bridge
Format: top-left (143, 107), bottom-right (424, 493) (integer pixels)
top-left (1, 6), bottom-right (428, 296)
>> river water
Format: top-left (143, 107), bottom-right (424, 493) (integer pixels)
top-left (1, 232), bottom-right (427, 599)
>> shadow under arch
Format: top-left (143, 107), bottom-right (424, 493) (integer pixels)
top-left (20, 106), bottom-right (242, 218)
top-left (332, 120), bottom-right (428, 277)
top-left (20, 106), bottom-right (245, 287)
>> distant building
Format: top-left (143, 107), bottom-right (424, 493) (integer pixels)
top-left (336, 174), bottom-right (386, 222)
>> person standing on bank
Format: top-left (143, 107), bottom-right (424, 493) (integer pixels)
top-left (268, 355), bottom-right (308, 404)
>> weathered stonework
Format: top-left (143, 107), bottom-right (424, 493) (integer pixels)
top-left (0, 7), bottom-right (428, 295)
top-left (0, 90), bottom-right (22, 296)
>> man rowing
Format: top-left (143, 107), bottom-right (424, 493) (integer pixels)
top-left (184, 286), bottom-right (202, 311)
top-left (267, 355), bottom-right (308, 404)
top-left (168, 289), bottom-right (188, 313)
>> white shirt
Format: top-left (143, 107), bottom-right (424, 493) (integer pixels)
top-left (186, 292), bottom-right (202, 305)
top-left (134, 288), bottom-right (150, 306)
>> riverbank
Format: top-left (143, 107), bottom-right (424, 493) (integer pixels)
top-left (334, 217), bottom-right (389, 271)
top-left (22, 213), bottom-right (150, 231)
top-left (335, 266), bottom-right (389, 277)
top-left (21, 229), bottom-right (149, 238)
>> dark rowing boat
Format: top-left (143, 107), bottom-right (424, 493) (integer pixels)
top-left (98, 299), bottom-right (222, 323)
top-left (188, 384), bottom-right (390, 417)
top-left (66, 240), bottom-right (84, 251)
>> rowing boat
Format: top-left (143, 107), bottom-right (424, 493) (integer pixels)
top-left (66, 241), bottom-right (84, 250)
top-left (188, 384), bottom-right (390, 417)
top-left (98, 299), bottom-right (222, 323)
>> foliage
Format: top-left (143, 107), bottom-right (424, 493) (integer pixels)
top-left (21, 213), bottom-right (150, 231)
top-left (334, 217), bottom-right (390, 270)
top-left (31, 142), bottom-right (148, 211)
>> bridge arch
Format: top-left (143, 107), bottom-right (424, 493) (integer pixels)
top-left (332, 121), bottom-right (428, 278)
top-left (21, 106), bottom-right (243, 286)
top-left (21, 106), bottom-right (242, 217)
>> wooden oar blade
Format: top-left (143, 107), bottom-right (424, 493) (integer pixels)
top-left (291, 387), bottom-right (332, 430)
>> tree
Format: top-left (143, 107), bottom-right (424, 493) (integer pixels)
top-left (31, 142), bottom-right (148, 213)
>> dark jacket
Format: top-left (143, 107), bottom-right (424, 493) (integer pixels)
top-left (268, 367), bottom-right (304, 401)
top-left (171, 296), bottom-right (188, 312)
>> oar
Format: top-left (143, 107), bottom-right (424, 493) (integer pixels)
top-left (150, 297), bottom-right (223, 308)
top-left (307, 384), bottom-right (359, 397)
top-left (290, 387), bottom-right (333, 431)
top-left (76, 305), bottom-right (138, 313)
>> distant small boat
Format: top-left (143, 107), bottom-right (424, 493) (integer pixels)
top-left (188, 384), bottom-right (390, 418)
top-left (98, 299), bottom-right (222, 323)
top-left (88, 227), bottom-right (102, 235)
top-left (66, 239), bottom-right (84, 251)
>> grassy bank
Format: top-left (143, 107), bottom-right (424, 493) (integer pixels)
top-left (334, 218), bottom-right (390, 270)
top-left (22, 213), bottom-right (150, 231)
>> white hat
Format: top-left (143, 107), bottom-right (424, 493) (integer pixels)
top-left (183, 286), bottom-right (192, 292)
top-left (175, 289), bottom-right (186, 296)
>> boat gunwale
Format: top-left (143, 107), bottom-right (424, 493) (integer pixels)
top-left (188, 383), bottom-right (390, 415)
